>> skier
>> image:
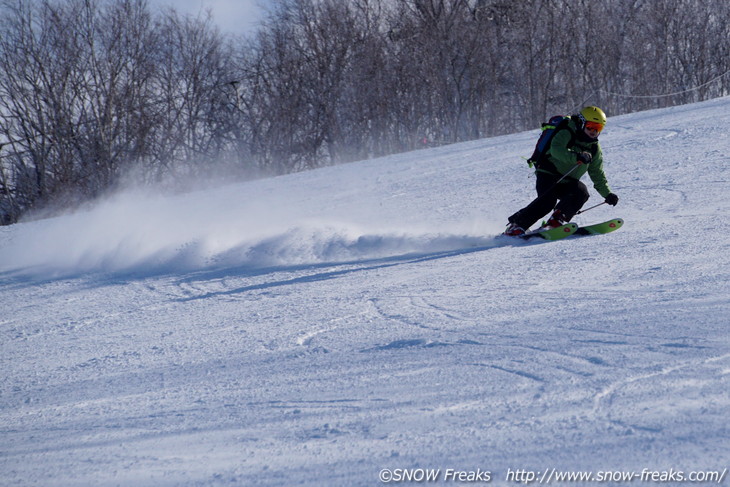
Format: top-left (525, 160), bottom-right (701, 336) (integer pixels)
top-left (504, 106), bottom-right (619, 236)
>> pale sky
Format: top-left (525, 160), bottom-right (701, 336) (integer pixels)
top-left (149, 0), bottom-right (269, 35)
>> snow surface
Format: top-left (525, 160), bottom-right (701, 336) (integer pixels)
top-left (1, 98), bottom-right (729, 486)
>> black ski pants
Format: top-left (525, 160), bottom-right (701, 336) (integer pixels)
top-left (508, 172), bottom-right (589, 230)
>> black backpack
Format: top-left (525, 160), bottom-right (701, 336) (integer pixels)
top-left (527, 115), bottom-right (575, 168)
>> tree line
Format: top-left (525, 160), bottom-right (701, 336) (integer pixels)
top-left (1, 0), bottom-right (728, 224)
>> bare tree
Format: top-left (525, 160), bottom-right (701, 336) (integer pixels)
top-left (147, 7), bottom-right (236, 180)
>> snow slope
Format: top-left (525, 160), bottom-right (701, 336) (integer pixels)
top-left (1, 98), bottom-right (729, 486)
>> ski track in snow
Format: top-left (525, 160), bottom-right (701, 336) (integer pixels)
top-left (1, 98), bottom-right (730, 486)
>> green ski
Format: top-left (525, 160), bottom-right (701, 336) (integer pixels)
top-left (520, 223), bottom-right (578, 241)
top-left (574, 218), bottom-right (624, 236)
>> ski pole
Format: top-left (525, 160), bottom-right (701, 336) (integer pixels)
top-left (575, 201), bottom-right (606, 215)
top-left (551, 162), bottom-right (581, 186)
top-left (529, 163), bottom-right (583, 207)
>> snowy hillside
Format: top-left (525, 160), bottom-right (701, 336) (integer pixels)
top-left (2, 98), bottom-right (729, 486)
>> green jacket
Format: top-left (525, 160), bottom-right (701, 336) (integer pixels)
top-left (537, 118), bottom-right (612, 198)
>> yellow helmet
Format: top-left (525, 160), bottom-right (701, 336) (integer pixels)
top-left (579, 106), bottom-right (607, 125)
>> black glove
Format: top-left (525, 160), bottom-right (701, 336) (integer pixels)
top-left (605, 193), bottom-right (619, 206)
top-left (577, 151), bottom-right (592, 164)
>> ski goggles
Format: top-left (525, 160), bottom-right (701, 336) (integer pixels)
top-left (585, 121), bottom-right (605, 133)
